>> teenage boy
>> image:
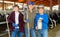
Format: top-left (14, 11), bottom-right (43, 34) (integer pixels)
top-left (34, 5), bottom-right (49, 37)
top-left (24, 2), bottom-right (36, 37)
top-left (8, 5), bottom-right (24, 37)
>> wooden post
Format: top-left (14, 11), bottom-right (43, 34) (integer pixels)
top-left (50, 0), bottom-right (54, 28)
top-left (2, 0), bottom-right (4, 11)
top-left (50, 0), bottom-right (52, 13)
top-left (13, 1), bottom-right (16, 6)
top-left (26, 0), bottom-right (30, 37)
top-left (58, 0), bottom-right (60, 12)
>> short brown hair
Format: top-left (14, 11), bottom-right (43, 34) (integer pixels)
top-left (13, 5), bottom-right (19, 8)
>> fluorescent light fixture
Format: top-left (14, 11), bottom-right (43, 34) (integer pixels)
top-left (4, 1), bottom-right (14, 4)
top-left (0, 0), bottom-right (14, 4)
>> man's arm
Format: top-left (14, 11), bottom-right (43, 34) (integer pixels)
top-left (43, 14), bottom-right (49, 24)
top-left (7, 12), bottom-right (13, 23)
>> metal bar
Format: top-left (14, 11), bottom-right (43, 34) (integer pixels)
top-left (5, 13), bottom-right (10, 37)
top-left (4, 8), bottom-right (10, 37)
top-left (0, 22), bottom-right (6, 25)
top-left (0, 32), bottom-right (7, 36)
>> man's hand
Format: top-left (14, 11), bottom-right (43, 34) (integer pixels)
top-left (38, 18), bottom-right (43, 22)
top-left (26, 19), bottom-right (29, 23)
top-left (36, 26), bottom-right (38, 30)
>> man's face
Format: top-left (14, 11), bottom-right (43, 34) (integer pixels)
top-left (28, 5), bottom-right (34, 10)
top-left (13, 7), bottom-right (19, 11)
top-left (39, 8), bottom-right (44, 14)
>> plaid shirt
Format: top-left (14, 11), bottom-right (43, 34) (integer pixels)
top-left (8, 11), bottom-right (25, 32)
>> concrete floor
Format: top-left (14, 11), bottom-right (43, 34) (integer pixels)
top-left (55, 30), bottom-right (60, 37)
top-left (49, 24), bottom-right (60, 37)
top-left (0, 24), bottom-right (60, 37)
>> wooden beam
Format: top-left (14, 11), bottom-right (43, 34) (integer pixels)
top-left (4, 0), bottom-right (58, 6)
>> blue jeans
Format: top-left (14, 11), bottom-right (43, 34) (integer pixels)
top-left (25, 28), bottom-right (36, 37)
top-left (11, 29), bottom-right (24, 37)
top-left (38, 29), bottom-right (48, 37)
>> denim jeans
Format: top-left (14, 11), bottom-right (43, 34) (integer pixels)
top-left (11, 29), bottom-right (24, 37)
top-left (25, 28), bottom-right (36, 37)
top-left (38, 29), bottom-right (48, 37)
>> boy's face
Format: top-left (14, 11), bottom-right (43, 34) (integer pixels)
top-left (28, 5), bottom-right (34, 10)
top-left (13, 7), bottom-right (19, 12)
top-left (39, 8), bottom-right (44, 14)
